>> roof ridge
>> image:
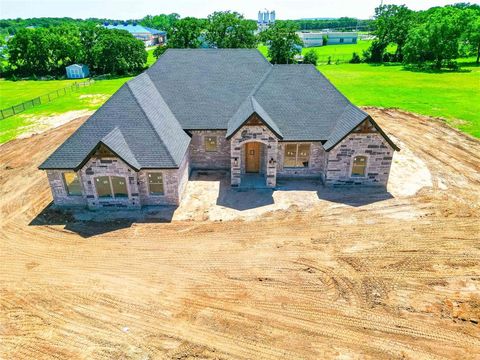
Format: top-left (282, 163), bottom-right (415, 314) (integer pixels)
top-left (250, 66), bottom-right (274, 98)
top-left (126, 74), bottom-right (177, 166)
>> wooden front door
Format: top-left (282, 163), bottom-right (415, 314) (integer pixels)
top-left (245, 142), bottom-right (260, 173)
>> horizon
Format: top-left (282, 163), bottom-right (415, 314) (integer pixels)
top-left (0, 0), bottom-right (471, 20)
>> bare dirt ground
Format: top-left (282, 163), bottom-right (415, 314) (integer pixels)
top-left (0, 108), bottom-right (479, 359)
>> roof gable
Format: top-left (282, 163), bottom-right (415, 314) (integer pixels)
top-left (99, 127), bottom-right (141, 170)
top-left (226, 96), bottom-right (283, 139)
top-left (39, 80), bottom-right (190, 171)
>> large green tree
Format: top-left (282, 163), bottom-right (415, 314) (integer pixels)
top-left (8, 26), bottom-right (82, 76)
top-left (140, 13), bottom-right (180, 31)
top-left (79, 22), bottom-right (105, 68)
top-left (403, 7), bottom-right (463, 68)
top-left (369, 4), bottom-right (415, 62)
top-left (168, 17), bottom-right (204, 48)
top-left (461, 9), bottom-right (480, 64)
top-left (260, 22), bottom-right (303, 64)
top-left (205, 11), bottom-right (257, 48)
top-left (92, 29), bottom-right (146, 74)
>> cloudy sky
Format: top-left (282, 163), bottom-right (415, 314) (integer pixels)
top-left (0, 0), bottom-right (472, 20)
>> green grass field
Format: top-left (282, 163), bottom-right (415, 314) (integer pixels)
top-left (0, 77), bottom-right (130, 143)
top-left (319, 59), bottom-right (480, 137)
top-left (146, 47), bottom-right (157, 67)
top-left (0, 79), bottom-right (81, 108)
top-left (258, 39), bottom-right (384, 63)
top-left (0, 43), bottom-right (478, 144)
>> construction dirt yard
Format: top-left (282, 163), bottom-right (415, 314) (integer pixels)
top-left (0, 108), bottom-right (479, 359)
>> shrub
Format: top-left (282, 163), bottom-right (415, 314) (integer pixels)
top-left (303, 50), bottom-right (318, 65)
top-left (349, 52), bottom-right (361, 63)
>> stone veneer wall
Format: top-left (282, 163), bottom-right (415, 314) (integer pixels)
top-left (276, 142), bottom-right (326, 179)
top-left (137, 154), bottom-right (189, 206)
top-left (230, 125), bottom-right (278, 187)
top-left (79, 156), bottom-right (141, 209)
top-left (46, 170), bottom-right (87, 207)
top-left (47, 154), bottom-right (189, 209)
top-left (325, 133), bottom-right (393, 186)
top-left (189, 130), bottom-right (230, 169)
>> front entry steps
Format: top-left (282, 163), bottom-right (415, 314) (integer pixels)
top-left (237, 173), bottom-right (271, 190)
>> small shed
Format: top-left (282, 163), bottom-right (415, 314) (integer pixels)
top-left (66, 64), bottom-right (89, 79)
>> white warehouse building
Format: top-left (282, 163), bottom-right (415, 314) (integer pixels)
top-left (298, 31), bottom-right (358, 47)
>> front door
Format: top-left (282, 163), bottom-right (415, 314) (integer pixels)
top-left (245, 142), bottom-right (260, 173)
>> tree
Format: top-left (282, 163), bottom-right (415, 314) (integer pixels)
top-left (205, 11), bottom-right (257, 48)
top-left (373, 4), bottom-right (415, 61)
top-left (8, 26), bottom-right (82, 76)
top-left (303, 49), bottom-right (318, 65)
top-left (92, 29), bottom-right (147, 74)
top-left (403, 7), bottom-right (463, 68)
top-left (260, 22), bottom-right (303, 64)
top-left (140, 13), bottom-right (179, 32)
top-left (461, 10), bottom-right (480, 64)
top-left (168, 17), bottom-right (204, 48)
top-left (79, 22), bottom-right (105, 68)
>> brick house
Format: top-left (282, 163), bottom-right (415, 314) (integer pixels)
top-left (39, 49), bottom-right (399, 209)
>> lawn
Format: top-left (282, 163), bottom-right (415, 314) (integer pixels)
top-left (146, 47), bottom-right (157, 67)
top-left (0, 77), bottom-right (130, 143)
top-left (0, 79), bottom-right (80, 108)
top-left (319, 59), bottom-right (480, 137)
top-left (258, 39), bottom-right (383, 63)
top-left (1, 45), bottom-right (479, 143)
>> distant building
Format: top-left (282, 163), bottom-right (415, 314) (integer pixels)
top-left (66, 64), bottom-right (89, 79)
top-left (103, 22), bottom-right (167, 47)
top-left (298, 31), bottom-right (358, 48)
top-left (258, 10), bottom-right (276, 31)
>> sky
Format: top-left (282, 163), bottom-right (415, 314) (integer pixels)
top-left (0, 0), bottom-right (476, 20)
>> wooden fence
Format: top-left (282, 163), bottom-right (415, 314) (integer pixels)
top-left (0, 79), bottom-right (94, 120)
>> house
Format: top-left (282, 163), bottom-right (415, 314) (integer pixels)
top-left (298, 31), bottom-right (358, 47)
top-left (39, 49), bottom-right (399, 209)
top-left (103, 22), bottom-right (167, 47)
top-left (66, 64), bottom-right (89, 79)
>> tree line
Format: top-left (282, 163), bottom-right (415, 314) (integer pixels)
top-left (365, 3), bottom-right (480, 68)
top-left (5, 24), bottom-right (146, 77)
top-left (2, 11), bottom-right (301, 78)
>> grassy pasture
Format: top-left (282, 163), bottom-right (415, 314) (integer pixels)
top-left (258, 39), bottom-right (381, 63)
top-left (0, 79), bottom-right (80, 108)
top-left (0, 77), bottom-right (130, 143)
top-left (0, 43), bottom-right (478, 143)
top-left (319, 59), bottom-right (480, 137)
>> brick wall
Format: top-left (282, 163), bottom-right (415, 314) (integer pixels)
top-left (79, 156), bottom-right (141, 209)
top-left (47, 153), bottom-right (189, 209)
top-left (189, 130), bottom-right (230, 169)
top-left (325, 132), bottom-right (393, 186)
top-left (138, 153), bottom-right (189, 206)
top-left (46, 170), bottom-right (87, 207)
top-left (276, 142), bottom-right (326, 179)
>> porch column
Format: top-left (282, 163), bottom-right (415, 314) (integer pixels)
top-left (265, 140), bottom-right (277, 187)
top-left (231, 141), bottom-right (241, 186)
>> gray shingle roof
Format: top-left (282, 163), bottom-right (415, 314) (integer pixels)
top-left (226, 95), bottom-right (283, 139)
top-left (39, 78), bottom-right (190, 170)
top-left (40, 49), bottom-right (397, 170)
